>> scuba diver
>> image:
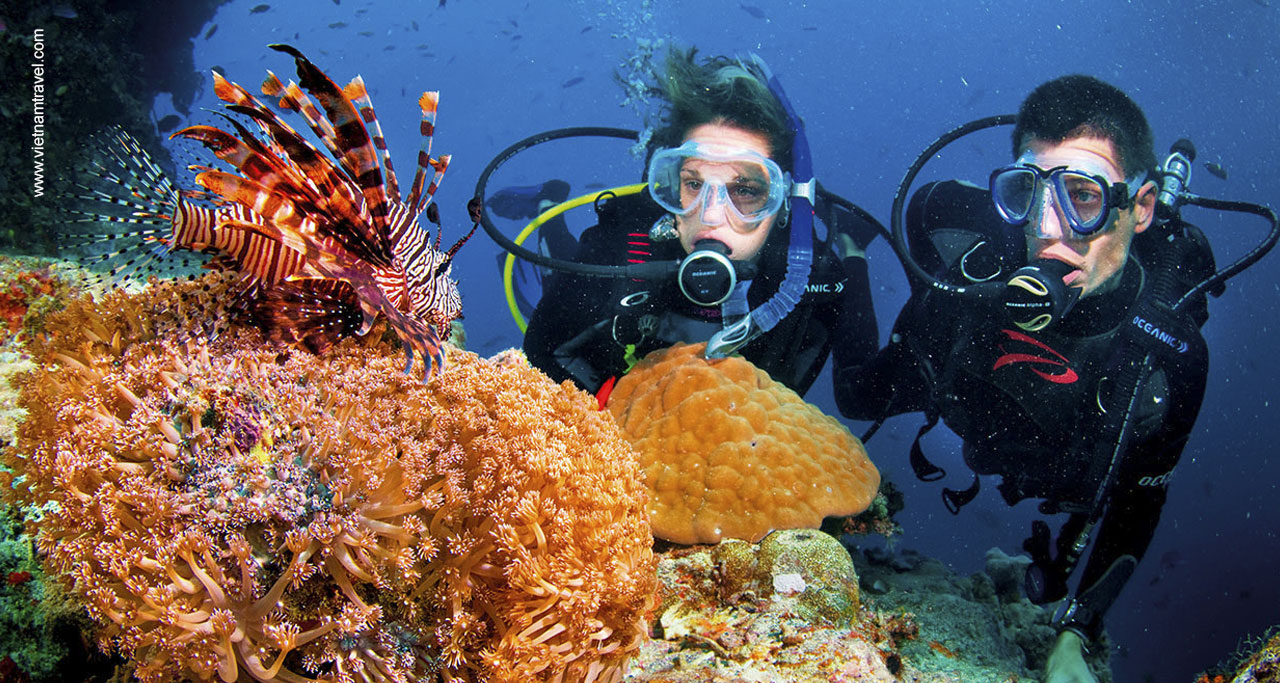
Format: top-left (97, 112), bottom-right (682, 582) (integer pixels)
top-left (485, 47), bottom-right (882, 400)
top-left (835, 74), bottom-right (1276, 682)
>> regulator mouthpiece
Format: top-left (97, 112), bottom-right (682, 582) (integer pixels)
top-left (1003, 259), bottom-right (1083, 331)
top-left (679, 239), bottom-right (737, 306)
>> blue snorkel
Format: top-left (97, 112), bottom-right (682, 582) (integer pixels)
top-left (705, 55), bottom-right (814, 358)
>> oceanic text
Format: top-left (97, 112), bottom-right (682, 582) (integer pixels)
top-left (1131, 315), bottom-right (1190, 353)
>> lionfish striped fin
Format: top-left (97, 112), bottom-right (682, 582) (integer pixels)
top-left (181, 115), bottom-right (391, 271)
top-left (267, 76), bottom-right (394, 267)
top-left (210, 71), bottom-right (290, 157)
top-left (269, 77), bottom-right (344, 170)
top-left (261, 72), bottom-right (296, 110)
top-left (190, 170), bottom-right (313, 244)
top-left (173, 123), bottom-right (308, 203)
top-left (252, 278), bottom-right (364, 354)
top-left (405, 92), bottom-right (444, 214)
top-left (269, 43), bottom-right (395, 260)
top-left (344, 76), bottom-right (401, 202)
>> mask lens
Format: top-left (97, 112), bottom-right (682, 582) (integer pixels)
top-left (1056, 171), bottom-right (1108, 233)
top-left (648, 142), bottom-right (785, 224)
top-left (723, 164), bottom-right (772, 218)
top-left (992, 167), bottom-right (1038, 223)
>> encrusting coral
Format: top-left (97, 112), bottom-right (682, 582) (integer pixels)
top-left (1, 277), bottom-right (655, 683)
top-left (606, 342), bottom-right (880, 545)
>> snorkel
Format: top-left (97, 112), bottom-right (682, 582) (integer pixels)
top-left (704, 54), bottom-right (814, 359)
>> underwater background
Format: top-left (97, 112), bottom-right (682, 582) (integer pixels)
top-left (9, 0), bottom-right (1280, 679)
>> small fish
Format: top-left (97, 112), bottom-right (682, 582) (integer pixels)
top-left (438, 0), bottom-right (446, 7)
top-left (250, 4), bottom-right (271, 14)
top-left (333, 0), bottom-right (340, 4)
top-left (383, 45), bottom-right (395, 51)
top-left (204, 23), bottom-right (218, 39)
top-left (358, 30), bottom-right (374, 37)
top-left (412, 20), bottom-right (419, 30)
top-left (561, 76), bottom-right (584, 88)
top-left (415, 43), bottom-right (430, 50)
top-left (50, 3), bottom-right (77, 19)
top-left (156, 114), bottom-right (182, 133)
top-left (740, 3), bottom-right (766, 19)
top-left (329, 21), bottom-right (347, 28)
top-left (802, 26), bottom-right (818, 31)
top-left (580, 25), bottom-right (593, 34)
top-left (511, 33), bottom-right (523, 41)
top-left (1205, 161), bottom-right (1228, 180)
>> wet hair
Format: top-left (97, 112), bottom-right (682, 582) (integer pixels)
top-left (646, 47), bottom-right (795, 173)
top-left (1012, 74), bottom-right (1156, 180)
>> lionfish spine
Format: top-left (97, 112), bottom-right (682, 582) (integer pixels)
top-left (405, 91), bottom-right (441, 213)
top-left (269, 44), bottom-right (394, 247)
top-left (344, 76), bottom-right (402, 201)
top-left (211, 71), bottom-right (292, 160)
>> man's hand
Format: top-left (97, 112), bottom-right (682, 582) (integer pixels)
top-left (1045, 630), bottom-right (1098, 683)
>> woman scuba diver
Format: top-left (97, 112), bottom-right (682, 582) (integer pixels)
top-left (492, 47), bottom-right (883, 402)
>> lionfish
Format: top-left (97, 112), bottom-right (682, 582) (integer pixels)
top-left (66, 44), bottom-right (472, 380)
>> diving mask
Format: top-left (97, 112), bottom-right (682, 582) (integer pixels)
top-left (991, 163), bottom-right (1147, 237)
top-left (647, 140), bottom-right (790, 228)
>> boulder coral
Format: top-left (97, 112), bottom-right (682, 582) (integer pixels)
top-left (607, 342), bottom-right (880, 545)
top-left (1, 278), bottom-right (655, 683)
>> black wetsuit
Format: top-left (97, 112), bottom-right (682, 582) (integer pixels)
top-left (835, 180), bottom-right (1213, 641)
top-left (524, 191), bottom-right (878, 396)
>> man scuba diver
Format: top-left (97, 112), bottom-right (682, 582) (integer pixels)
top-left (836, 74), bottom-right (1277, 682)
top-left (512, 48), bottom-right (881, 399)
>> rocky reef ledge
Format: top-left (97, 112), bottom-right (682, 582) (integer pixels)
top-left (630, 530), bottom-right (1113, 682)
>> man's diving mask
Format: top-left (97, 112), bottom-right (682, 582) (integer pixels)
top-left (991, 163), bottom-right (1147, 237)
top-left (647, 140), bottom-right (790, 228)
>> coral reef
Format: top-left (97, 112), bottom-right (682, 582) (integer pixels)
top-left (710, 529), bottom-right (862, 628)
top-left (607, 342), bottom-right (880, 545)
top-left (853, 544), bottom-right (1112, 682)
top-left (0, 255), bottom-right (79, 346)
top-left (1199, 626), bottom-right (1280, 683)
top-left (632, 530), bottom-right (1042, 682)
top-left (1, 277), bottom-right (654, 682)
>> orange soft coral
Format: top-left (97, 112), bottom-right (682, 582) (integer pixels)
top-left (3, 277), bottom-right (654, 683)
top-left (607, 342), bottom-right (879, 545)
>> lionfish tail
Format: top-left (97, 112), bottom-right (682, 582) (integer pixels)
top-left (61, 127), bottom-right (214, 286)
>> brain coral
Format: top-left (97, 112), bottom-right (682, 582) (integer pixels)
top-left (607, 342), bottom-right (879, 545)
top-left (2, 278), bottom-right (654, 683)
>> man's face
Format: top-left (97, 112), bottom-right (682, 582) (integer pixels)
top-left (1020, 136), bottom-right (1157, 299)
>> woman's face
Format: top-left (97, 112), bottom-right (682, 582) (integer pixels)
top-left (674, 123), bottom-right (780, 261)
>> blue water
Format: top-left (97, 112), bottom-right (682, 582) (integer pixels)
top-left (165, 0), bottom-right (1280, 679)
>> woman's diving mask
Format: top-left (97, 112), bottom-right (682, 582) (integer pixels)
top-left (647, 140), bottom-right (790, 228)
